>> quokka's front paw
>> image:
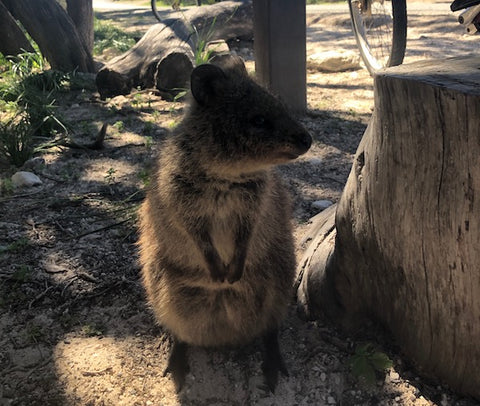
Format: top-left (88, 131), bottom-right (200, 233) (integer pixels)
top-left (208, 262), bottom-right (228, 282)
top-left (226, 264), bottom-right (243, 283)
top-left (227, 252), bottom-right (246, 283)
top-left (226, 255), bottom-right (246, 284)
top-left (204, 251), bottom-right (228, 282)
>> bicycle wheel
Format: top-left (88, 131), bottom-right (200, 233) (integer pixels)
top-left (348, 0), bottom-right (407, 75)
top-left (151, 0), bottom-right (162, 22)
top-left (152, 0), bottom-right (202, 21)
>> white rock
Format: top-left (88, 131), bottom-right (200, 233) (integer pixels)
top-left (327, 396), bottom-right (336, 404)
top-left (309, 158), bottom-right (323, 165)
top-left (307, 50), bottom-right (361, 72)
top-left (312, 200), bottom-right (333, 211)
top-left (206, 40), bottom-right (230, 55)
top-left (11, 171), bottom-right (42, 188)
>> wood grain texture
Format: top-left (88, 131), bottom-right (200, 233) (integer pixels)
top-left (298, 56), bottom-right (480, 400)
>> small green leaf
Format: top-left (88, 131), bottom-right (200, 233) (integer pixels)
top-left (369, 351), bottom-right (393, 371)
top-left (351, 356), bottom-right (376, 384)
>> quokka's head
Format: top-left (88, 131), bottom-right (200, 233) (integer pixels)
top-left (185, 56), bottom-right (312, 175)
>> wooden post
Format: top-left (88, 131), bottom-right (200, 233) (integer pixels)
top-left (253, 0), bottom-right (307, 113)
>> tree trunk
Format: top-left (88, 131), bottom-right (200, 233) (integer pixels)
top-left (95, 0), bottom-right (252, 99)
top-left (2, 0), bottom-right (95, 73)
top-left (0, 1), bottom-right (35, 57)
top-left (297, 56), bottom-right (480, 400)
top-left (66, 0), bottom-right (94, 55)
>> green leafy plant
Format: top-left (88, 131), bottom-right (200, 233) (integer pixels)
top-left (25, 324), bottom-right (45, 344)
top-left (81, 323), bottom-right (104, 337)
top-left (191, 15), bottom-right (219, 66)
top-left (112, 120), bottom-right (125, 132)
top-left (144, 135), bottom-right (153, 150)
top-left (131, 92), bottom-right (144, 108)
top-left (0, 51), bottom-right (70, 165)
top-left (0, 117), bottom-right (35, 167)
top-left (93, 18), bottom-right (139, 55)
top-left (142, 121), bottom-right (155, 136)
top-left (350, 343), bottom-right (393, 385)
top-left (138, 168), bottom-right (151, 187)
top-left (0, 237), bottom-right (30, 255)
top-left (104, 167), bottom-right (117, 184)
top-left (0, 177), bottom-right (14, 196)
top-left (11, 264), bottom-right (32, 284)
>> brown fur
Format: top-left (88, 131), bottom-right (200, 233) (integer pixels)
top-left (138, 57), bottom-right (311, 369)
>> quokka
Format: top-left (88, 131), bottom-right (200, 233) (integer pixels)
top-left (138, 56), bottom-right (312, 392)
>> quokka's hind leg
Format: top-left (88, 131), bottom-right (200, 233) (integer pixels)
top-left (261, 328), bottom-right (289, 393)
top-left (163, 338), bottom-right (190, 393)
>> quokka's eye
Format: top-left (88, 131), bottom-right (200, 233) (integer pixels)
top-left (251, 115), bottom-right (267, 127)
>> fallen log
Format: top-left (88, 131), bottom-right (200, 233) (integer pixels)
top-left (297, 56), bottom-right (480, 400)
top-left (96, 0), bottom-right (252, 99)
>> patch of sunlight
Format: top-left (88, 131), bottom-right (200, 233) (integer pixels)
top-left (54, 336), bottom-right (177, 405)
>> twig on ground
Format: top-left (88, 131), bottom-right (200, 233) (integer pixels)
top-left (82, 367), bottom-right (113, 377)
top-left (71, 218), bottom-right (132, 241)
top-left (28, 285), bottom-right (54, 309)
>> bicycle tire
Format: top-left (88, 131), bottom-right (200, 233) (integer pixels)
top-left (151, 0), bottom-right (162, 22)
top-left (151, 0), bottom-right (202, 21)
top-left (348, 0), bottom-right (407, 75)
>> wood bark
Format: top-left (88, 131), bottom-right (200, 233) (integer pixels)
top-left (96, 0), bottom-right (252, 99)
top-left (297, 56), bottom-right (480, 400)
top-left (2, 0), bottom-right (95, 73)
top-left (66, 0), bottom-right (94, 55)
top-left (0, 1), bottom-right (35, 57)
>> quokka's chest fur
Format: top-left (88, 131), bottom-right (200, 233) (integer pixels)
top-left (170, 175), bottom-right (268, 266)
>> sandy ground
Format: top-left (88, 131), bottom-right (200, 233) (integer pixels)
top-left (1, 1), bottom-right (479, 405)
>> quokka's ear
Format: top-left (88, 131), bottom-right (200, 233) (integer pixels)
top-left (211, 54), bottom-right (248, 78)
top-left (190, 63), bottom-right (227, 106)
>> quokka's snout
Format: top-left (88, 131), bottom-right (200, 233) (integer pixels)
top-left (283, 129), bottom-right (312, 158)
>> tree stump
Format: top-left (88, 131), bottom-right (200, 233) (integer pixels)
top-left (95, 0), bottom-right (253, 99)
top-left (297, 56), bottom-right (480, 400)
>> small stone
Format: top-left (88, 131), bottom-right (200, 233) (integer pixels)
top-left (320, 372), bottom-right (327, 381)
top-left (390, 371), bottom-right (400, 381)
top-left (309, 158), bottom-right (322, 165)
top-left (307, 50), bottom-right (361, 72)
top-left (11, 171), bottom-right (42, 188)
top-left (206, 40), bottom-right (230, 56)
top-left (327, 395), bottom-right (336, 404)
top-left (312, 200), bottom-right (333, 211)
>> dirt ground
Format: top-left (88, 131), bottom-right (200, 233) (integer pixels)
top-left (1, 2), bottom-right (479, 405)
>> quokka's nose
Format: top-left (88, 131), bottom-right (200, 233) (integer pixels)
top-left (297, 131), bottom-right (312, 152)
